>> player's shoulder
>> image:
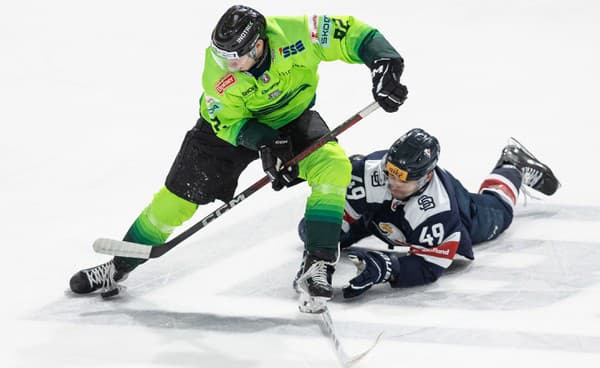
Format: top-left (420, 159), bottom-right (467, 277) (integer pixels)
top-left (351, 149), bottom-right (385, 166)
top-left (266, 15), bottom-right (309, 41)
top-left (201, 53), bottom-right (254, 98)
top-left (349, 150), bottom-right (386, 179)
top-left (347, 150), bottom-right (389, 204)
top-left (266, 15), bottom-right (308, 27)
top-left (404, 169), bottom-right (454, 229)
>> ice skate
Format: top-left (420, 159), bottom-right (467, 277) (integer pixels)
top-left (295, 251), bottom-right (335, 313)
top-left (495, 137), bottom-right (560, 195)
top-left (69, 259), bottom-right (130, 298)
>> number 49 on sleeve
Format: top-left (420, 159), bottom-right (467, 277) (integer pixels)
top-left (419, 223), bottom-right (445, 246)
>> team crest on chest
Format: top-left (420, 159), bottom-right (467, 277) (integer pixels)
top-left (376, 222), bottom-right (408, 246)
top-left (418, 195), bottom-right (436, 211)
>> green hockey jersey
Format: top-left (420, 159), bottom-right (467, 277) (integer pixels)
top-left (199, 15), bottom-right (385, 146)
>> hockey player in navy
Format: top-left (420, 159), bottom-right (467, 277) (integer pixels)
top-left (297, 128), bottom-right (560, 298)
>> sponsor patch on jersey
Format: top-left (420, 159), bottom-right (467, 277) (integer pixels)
top-left (310, 15), bottom-right (319, 43)
top-left (385, 161), bottom-right (408, 181)
top-left (241, 86), bottom-right (257, 97)
top-left (215, 74), bottom-right (237, 94)
top-left (204, 95), bottom-right (222, 117)
top-left (268, 90), bottom-right (281, 100)
top-left (318, 15), bottom-right (332, 47)
top-left (278, 40), bottom-right (305, 58)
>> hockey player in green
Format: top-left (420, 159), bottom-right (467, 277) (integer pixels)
top-left (69, 5), bottom-right (408, 312)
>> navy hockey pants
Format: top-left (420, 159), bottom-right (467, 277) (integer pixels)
top-left (452, 167), bottom-right (520, 245)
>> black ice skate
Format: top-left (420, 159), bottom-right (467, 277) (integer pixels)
top-left (495, 137), bottom-right (560, 195)
top-left (69, 259), bottom-right (130, 298)
top-left (295, 250), bottom-right (336, 313)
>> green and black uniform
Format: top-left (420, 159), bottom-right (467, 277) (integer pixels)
top-left (118, 14), bottom-right (402, 270)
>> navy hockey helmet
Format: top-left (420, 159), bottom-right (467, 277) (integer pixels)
top-left (211, 5), bottom-right (266, 58)
top-left (385, 128), bottom-right (440, 181)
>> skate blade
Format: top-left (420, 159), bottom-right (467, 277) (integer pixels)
top-left (298, 293), bottom-right (329, 314)
top-left (508, 137), bottom-right (533, 156)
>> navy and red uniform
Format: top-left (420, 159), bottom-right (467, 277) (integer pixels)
top-left (341, 150), bottom-right (522, 287)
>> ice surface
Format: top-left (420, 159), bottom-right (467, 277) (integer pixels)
top-left (2, 1), bottom-right (600, 367)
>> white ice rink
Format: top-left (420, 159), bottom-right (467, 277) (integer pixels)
top-left (2, 1), bottom-right (600, 367)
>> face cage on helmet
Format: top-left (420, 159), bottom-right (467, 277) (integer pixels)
top-left (210, 35), bottom-right (260, 71)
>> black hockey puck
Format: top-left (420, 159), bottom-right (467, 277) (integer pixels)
top-left (101, 287), bottom-right (120, 299)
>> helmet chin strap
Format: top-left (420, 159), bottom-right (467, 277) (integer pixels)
top-left (246, 39), bottom-right (270, 75)
top-left (248, 45), bottom-right (258, 60)
top-left (415, 175), bottom-right (430, 192)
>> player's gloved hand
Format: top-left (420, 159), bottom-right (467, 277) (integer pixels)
top-left (343, 249), bottom-right (399, 298)
top-left (369, 58), bottom-right (408, 112)
top-left (259, 136), bottom-right (299, 191)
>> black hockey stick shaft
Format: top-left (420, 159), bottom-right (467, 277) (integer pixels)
top-left (149, 101), bottom-right (379, 257)
top-left (94, 101), bottom-right (380, 259)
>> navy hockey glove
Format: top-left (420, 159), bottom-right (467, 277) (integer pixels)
top-left (343, 249), bottom-right (400, 298)
top-left (370, 58), bottom-right (408, 112)
top-left (259, 136), bottom-right (299, 191)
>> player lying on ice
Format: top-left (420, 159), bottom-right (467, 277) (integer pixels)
top-left (296, 128), bottom-right (560, 299)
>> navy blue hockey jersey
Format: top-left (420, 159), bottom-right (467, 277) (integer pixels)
top-left (342, 150), bottom-right (476, 287)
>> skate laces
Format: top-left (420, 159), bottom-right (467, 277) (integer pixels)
top-left (300, 260), bottom-right (330, 288)
top-left (519, 166), bottom-right (543, 205)
top-left (519, 185), bottom-right (541, 206)
top-left (85, 261), bottom-right (117, 292)
top-left (503, 137), bottom-right (543, 205)
top-left (506, 137), bottom-right (543, 190)
top-left (521, 166), bottom-right (543, 188)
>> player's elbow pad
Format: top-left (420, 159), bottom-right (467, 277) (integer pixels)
top-left (358, 30), bottom-right (403, 68)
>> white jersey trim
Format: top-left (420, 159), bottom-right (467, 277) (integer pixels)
top-left (363, 158), bottom-right (392, 204)
top-left (410, 231), bottom-right (461, 269)
top-left (479, 173), bottom-right (519, 208)
top-left (344, 202), bottom-right (361, 220)
top-left (404, 171), bottom-right (452, 229)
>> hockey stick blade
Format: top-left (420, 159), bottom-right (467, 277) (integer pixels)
top-left (345, 331), bottom-right (383, 366)
top-left (93, 238), bottom-right (152, 259)
top-left (319, 307), bottom-right (351, 366)
top-left (320, 306), bottom-right (383, 367)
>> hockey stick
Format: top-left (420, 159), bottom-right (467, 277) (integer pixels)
top-left (319, 306), bottom-right (383, 367)
top-left (94, 101), bottom-right (380, 259)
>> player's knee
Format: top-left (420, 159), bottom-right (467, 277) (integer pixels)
top-left (300, 142), bottom-right (351, 187)
top-left (148, 186), bottom-right (198, 227)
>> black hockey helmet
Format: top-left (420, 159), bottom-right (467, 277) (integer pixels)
top-left (211, 5), bottom-right (266, 58)
top-left (385, 128), bottom-right (440, 181)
